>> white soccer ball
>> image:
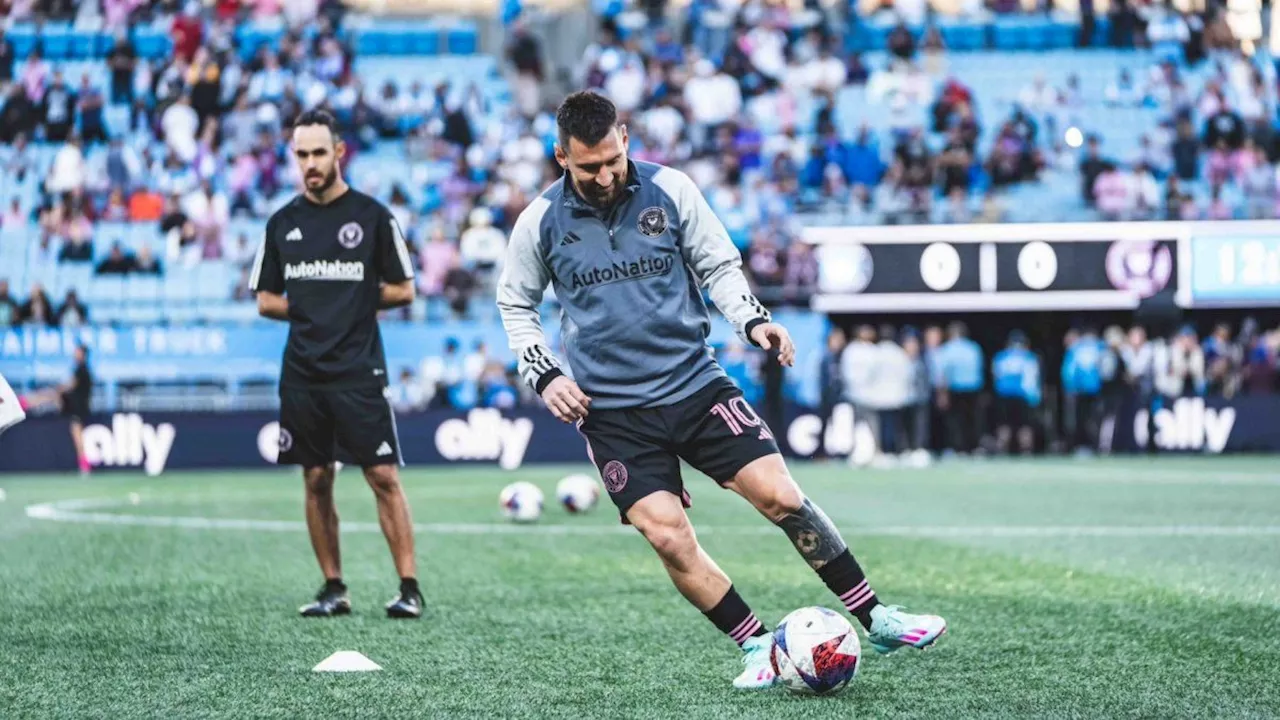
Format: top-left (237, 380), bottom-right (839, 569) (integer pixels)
top-left (499, 481), bottom-right (544, 523)
top-left (771, 606), bottom-right (861, 696)
top-left (556, 474), bottom-right (600, 514)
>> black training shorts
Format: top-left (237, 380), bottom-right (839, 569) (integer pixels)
top-left (993, 394), bottom-right (1031, 429)
top-left (577, 377), bottom-right (780, 521)
top-left (277, 384), bottom-right (402, 469)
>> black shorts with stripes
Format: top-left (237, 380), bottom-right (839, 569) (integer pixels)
top-left (277, 384), bottom-right (402, 469)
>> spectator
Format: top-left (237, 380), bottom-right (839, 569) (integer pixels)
top-left (441, 257), bottom-right (475, 319)
top-left (1156, 325), bottom-right (1206, 398)
top-left (817, 327), bottom-right (846, 459)
top-left (992, 330), bottom-right (1041, 455)
top-left (841, 324), bottom-right (881, 452)
top-left (105, 31), bottom-right (137, 104)
top-left (77, 78), bottom-right (108, 146)
top-left (46, 135), bottom-right (86, 195)
top-left (1080, 135), bottom-right (1108, 206)
top-left (40, 70), bottom-right (76, 142)
top-left (162, 94), bottom-right (200, 163)
top-left (1202, 322), bottom-right (1240, 396)
top-left (97, 242), bottom-right (138, 275)
top-left (0, 279), bottom-right (18, 327)
top-left (58, 224), bottom-right (93, 263)
top-left (900, 330), bottom-right (932, 461)
top-left (19, 283), bottom-right (53, 326)
top-left (935, 321), bottom-right (984, 454)
top-left (1061, 326), bottom-right (1108, 452)
top-left (1172, 117), bottom-right (1200, 180)
top-left (390, 368), bottom-right (427, 413)
top-left (0, 84), bottom-right (37, 144)
top-left (459, 207), bottom-right (506, 287)
top-left (2, 197), bottom-right (25, 227)
top-left (135, 245), bottom-right (162, 275)
top-left (57, 290), bottom-right (89, 328)
top-left (1243, 330), bottom-right (1278, 395)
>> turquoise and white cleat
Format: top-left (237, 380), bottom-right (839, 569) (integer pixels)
top-left (867, 605), bottom-right (948, 654)
top-left (733, 633), bottom-right (779, 690)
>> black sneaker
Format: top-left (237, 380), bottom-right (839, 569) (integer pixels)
top-left (385, 588), bottom-right (423, 619)
top-left (299, 583), bottom-right (352, 617)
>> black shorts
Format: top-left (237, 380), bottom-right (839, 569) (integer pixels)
top-left (278, 384), bottom-right (402, 469)
top-left (577, 377), bottom-right (780, 521)
top-left (60, 393), bottom-right (88, 423)
top-left (993, 394), bottom-right (1031, 429)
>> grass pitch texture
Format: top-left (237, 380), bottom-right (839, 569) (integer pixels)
top-left (2, 458), bottom-right (1279, 719)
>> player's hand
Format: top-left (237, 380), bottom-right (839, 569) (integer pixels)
top-left (750, 323), bottom-right (796, 367)
top-left (541, 375), bottom-right (592, 423)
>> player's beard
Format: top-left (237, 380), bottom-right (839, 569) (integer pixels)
top-left (575, 171), bottom-right (625, 209)
top-left (305, 166), bottom-right (339, 197)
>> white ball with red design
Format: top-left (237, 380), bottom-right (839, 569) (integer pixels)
top-left (498, 481), bottom-right (544, 523)
top-left (556, 474), bottom-right (600, 514)
top-left (771, 606), bottom-right (861, 695)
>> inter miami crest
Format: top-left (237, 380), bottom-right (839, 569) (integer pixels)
top-left (637, 207), bottom-right (668, 237)
top-left (338, 221), bottom-right (364, 249)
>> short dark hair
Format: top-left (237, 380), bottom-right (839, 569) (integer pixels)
top-left (556, 91), bottom-right (618, 148)
top-left (292, 109), bottom-right (339, 139)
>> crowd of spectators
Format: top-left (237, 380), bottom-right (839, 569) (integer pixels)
top-left (808, 315), bottom-right (1280, 460)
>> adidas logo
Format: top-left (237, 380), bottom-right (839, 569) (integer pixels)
top-left (560, 232), bottom-right (582, 246)
top-left (375, 441), bottom-right (393, 457)
top-left (286, 228), bottom-right (303, 241)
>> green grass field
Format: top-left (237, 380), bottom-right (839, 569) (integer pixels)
top-left (2, 457), bottom-right (1280, 719)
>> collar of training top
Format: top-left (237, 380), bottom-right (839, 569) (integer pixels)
top-left (560, 159), bottom-right (643, 214)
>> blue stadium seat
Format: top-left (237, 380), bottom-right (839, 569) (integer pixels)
top-left (125, 276), bottom-right (161, 303)
top-left (40, 24), bottom-right (72, 59)
top-left (445, 22), bottom-right (478, 55)
top-left (71, 30), bottom-right (100, 59)
top-left (164, 267), bottom-right (200, 303)
top-left (133, 29), bottom-right (171, 59)
top-left (9, 26), bottom-right (37, 58)
top-left (86, 275), bottom-right (126, 305)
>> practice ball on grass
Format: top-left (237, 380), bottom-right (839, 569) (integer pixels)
top-left (499, 481), bottom-right (543, 523)
top-left (771, 607), bottom-right (861, 696)
top-left (0, 488), bottom-right (6, 502)
top-left (128, 492), bottom-right (141, 505)
top-left (556, 474), bottom-right (600, 514)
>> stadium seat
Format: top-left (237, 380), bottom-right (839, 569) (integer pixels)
top-left (40, 24), bottom-right (72, 59)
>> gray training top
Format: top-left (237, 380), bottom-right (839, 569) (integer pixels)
top-left (496, 160), bottom-right (771, 410)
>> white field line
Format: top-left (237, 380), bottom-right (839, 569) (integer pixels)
top-left (23, 498), bottom-right (1280, 538)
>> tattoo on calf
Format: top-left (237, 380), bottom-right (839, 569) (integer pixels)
top-left (776, 498), bottom-right (848, 569)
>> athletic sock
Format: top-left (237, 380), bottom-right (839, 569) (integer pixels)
top-left (76, 455), bottom-right (90, 473)
top-left (324, 578), bottom-right (346, 593)
top-left (816, 550), bottom-right (881, 631)
top-left (703, 585), bottom-right (767, 647)
top-left (399, 577), bottom-right (419, 596)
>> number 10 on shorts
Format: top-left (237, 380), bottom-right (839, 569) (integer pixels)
top-left (710, 398), bottom-right (774, 441)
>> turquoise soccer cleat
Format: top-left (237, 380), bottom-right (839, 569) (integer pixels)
top-left (867, 605), bottom-right (948, 654)
top-left (733, 633), bottom-right (779, 690)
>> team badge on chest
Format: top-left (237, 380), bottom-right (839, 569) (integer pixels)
top-left (337, 221), bottom-right (364, 249)
top-left (637, 206), bottom-right (668, 237)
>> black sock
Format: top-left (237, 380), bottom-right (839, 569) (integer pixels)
top-left (399, 577), bottom-right (419, 595)
top-left (817, 550), bottom-right (880, 630)
top-left (703, 585), bottom-right (767, 647)
top-left (324, 578), bottom-right (345, 592)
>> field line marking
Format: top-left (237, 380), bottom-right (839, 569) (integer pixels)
top-left (24, 498), bottom-right (1280, 538)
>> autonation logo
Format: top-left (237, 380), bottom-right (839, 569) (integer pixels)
top-left (570, 255), bottom-right (674, 290)
top-left (284, 260), bottom-right (365, 282)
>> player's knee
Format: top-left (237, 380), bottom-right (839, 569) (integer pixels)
top-left (363, 465), bottom-right (400, 497)
top-left (303, 466), bottom-right (335, 496)
top-left (639, 517), bottom-right (699, 567)
top-left (755, 480), bottom-right (805, 523)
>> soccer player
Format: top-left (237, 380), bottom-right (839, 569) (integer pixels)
top-left (18, 344), bottom-right (92, 475)
top-left (250, 109), bottom-right (423, 619)
top-left (497, 92), bottom-right (947, 690)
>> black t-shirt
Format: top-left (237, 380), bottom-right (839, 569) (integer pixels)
top-left (65, 361), bottom-right (92, 411)
top-left (251, 189), bottom-right (415, 389)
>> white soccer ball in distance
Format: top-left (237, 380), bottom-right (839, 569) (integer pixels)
top-left (499, 481), bottom-right (544, 523)
top-left (771, 606), bottom-right (861, 696)
top-left (556, 474), bottom-right (600, 514)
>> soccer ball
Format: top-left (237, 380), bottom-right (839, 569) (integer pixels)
top-left (498, 482), bottom-right (544, 523)
top-left (556, 474), bottom-right (600, 514)
top-left (771, 606), bottom-right (861, 696)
